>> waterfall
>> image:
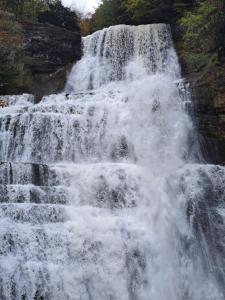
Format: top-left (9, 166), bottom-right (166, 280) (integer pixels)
top-left (0, 24), bottom-right (224, 300)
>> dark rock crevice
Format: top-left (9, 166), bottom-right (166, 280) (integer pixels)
top-left (186, 63), bottom-right (225, 164)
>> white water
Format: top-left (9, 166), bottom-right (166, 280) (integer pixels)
top-left (0, 24), bottom-right (224, 300)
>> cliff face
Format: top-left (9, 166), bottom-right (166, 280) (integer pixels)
top-left (178, 14), bottom-right (225, 164)
top-left (22, 21), bottom-right (82, 99)
top-left (0, 10), bottom-right (82, 99)
top-left (188, 63), bottom-right (225, 164)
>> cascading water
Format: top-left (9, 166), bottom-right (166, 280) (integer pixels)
top-left (0, 24), bottom-right (224, 300)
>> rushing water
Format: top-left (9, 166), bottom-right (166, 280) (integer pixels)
top-left (0, 24), bottom-right (224, 300)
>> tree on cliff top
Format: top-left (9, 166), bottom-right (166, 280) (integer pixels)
top-left (92, 0), bottom-right (196, 31)
top-left (94, 0), bottom-right (129, 30)
top-left (0, 0), bottom-right (79, 32)
top-left (0, 0), bottom-right (48, 20)
top-left (38, 0), bottom-right (79, 32)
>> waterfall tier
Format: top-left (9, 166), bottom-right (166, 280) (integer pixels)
top-left (66, 24), bottom-right (179, 92)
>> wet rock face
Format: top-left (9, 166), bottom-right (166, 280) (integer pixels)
top-left (22, 21), bottom-right (82, 99)
top-left (189, 64), bottom-right (225, 164)
top-left (181, 166), bottom-right (225, 292)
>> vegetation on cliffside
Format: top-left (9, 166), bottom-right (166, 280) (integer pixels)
top-left (0, 0), bottom-right (48, 21)
top-left (179, 0), bottom-right (224, 73)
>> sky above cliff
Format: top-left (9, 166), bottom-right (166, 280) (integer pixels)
top-left (62, 0), bottom-right (100, 14)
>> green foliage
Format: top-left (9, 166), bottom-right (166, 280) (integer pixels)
top-left (38, 0), bottom-right (79, 31)
top-left (0, 0), bottom-right (79, 30)
top-left (0, 0), bottom-right (48, 21)
top-left (94, 0), bottom-right (129, 31)
top-left (180, 2), bottom-right (217, 51)
top-left (122, 0), bottom-right (174, 25)
top-left (179, 0), bottom-right (224, 72)
top-left (21, 0), bottom-right (48, 21)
